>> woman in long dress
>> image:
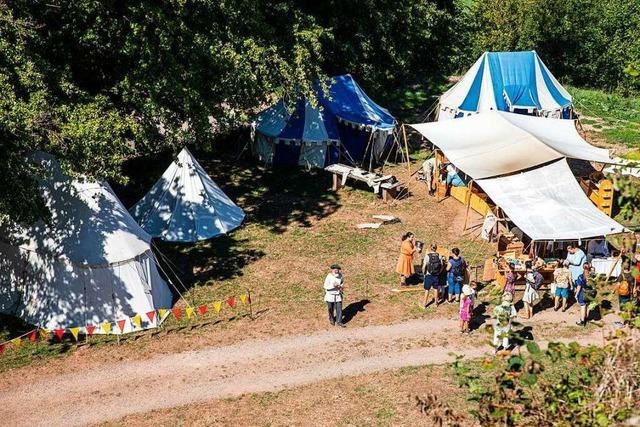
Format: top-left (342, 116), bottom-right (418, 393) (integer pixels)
top-left (522, 261), bottom-right (539, 319)
top-left (396, 232), bottom-right (416, 286)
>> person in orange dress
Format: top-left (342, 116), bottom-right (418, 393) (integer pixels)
top-left (396, 232), bottom-right (416, 286)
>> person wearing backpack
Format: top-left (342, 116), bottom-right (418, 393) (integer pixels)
top-left (521, 261), bottom-right (541, 319)
top-left (616, 263), bottom-right (635, 311)
top-left (421, 244), bottom-right (444, 308)
top-left (446, 247), bottom-right (467, 303)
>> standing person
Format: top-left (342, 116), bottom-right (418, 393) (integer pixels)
top-left (421, 244), bottom-right (444, 308)
top-left (493, 292), bottom-right (517, 354)
top-left (459, 285), bottom-right (474, 334)
top-left (446, 248), bottom-right (467, 303)
top-left (574, 263), bottom-right (592, 326)
top-left (324, 264), bottom-right (345, 327)
top-left (521, 261), bottom-right (540, 319)
top-left (503, 263), bottom-right (517, 296)
top-left (420, 157), bottom-right (436, 196)
top-left (566, 245), bottom-right (587, 284)
top-left (616, 263), bottom-right (635, 311)
top-left (553, 260), bottom-right (571, 312)
top-left (396, 232), bottom-right (416, 287)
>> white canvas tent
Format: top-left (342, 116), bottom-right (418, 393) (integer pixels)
top-left (130, 148), bottom-right (245, 242)
top-left (410, 111), bottom-right (613, 179)
top-left (477, 160), bottom-right (627, 240)
top-left (0, 153), bottom-right (173, 332)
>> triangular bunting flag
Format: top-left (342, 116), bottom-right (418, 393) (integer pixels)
top-left (213, 301), bottom-right (223, 313)
top-left (39, 329), bottom-right (50, 341)
top-left (186, 307), bottom-right (194, 319)
top-left (28, 330), bottom-right (38, 343)
top-left (85, 325), bottom-right (96, 337)
top-left (171, 307), bottom-right (182, 321)
top-left (69, 327), bottom-right (80, 341)
top-left (101, 322), bottom-right (112, 334)
top-left (198, 305), bottom-right (208, 316)
top-left (239, 294), bottom-right (248, 305)
top-left (131, 314), bottom-right (142, 329)
top-left (146, 310), bottom-right (156, 323)
top-left (54, 328), bottom-right (65, 342)
top-left (116, 319), bottom-right (127, 333)
top-left (11, 337), bottom-right (22, 348)
top-left (158, 308), bottom-right (168, 320)
top-left (226, 296), bottom-right (236, 308)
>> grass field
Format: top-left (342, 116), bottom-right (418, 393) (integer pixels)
top-left (569, 86), bottom-right (640, 151)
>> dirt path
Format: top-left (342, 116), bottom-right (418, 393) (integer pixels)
top-left (0, 317), bottom-right (610, 427)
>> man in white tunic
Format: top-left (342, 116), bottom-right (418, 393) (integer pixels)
top-left (324, 264), bottom-right (345, 327)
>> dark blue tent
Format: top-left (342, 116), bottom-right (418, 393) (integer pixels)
top-left (253, 75), bottom-right (396, 168)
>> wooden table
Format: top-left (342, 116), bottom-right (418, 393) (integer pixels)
top-left (326, 163), bottom-right (400, 201)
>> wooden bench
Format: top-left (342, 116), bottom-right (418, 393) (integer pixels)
top-left (325, 163), bottom-right (400, 201)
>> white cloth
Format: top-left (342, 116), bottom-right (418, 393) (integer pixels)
top-left (323, 272), bottom-right (344, 302)
top-left (481, 213), bottom-right (497, 241)
top-left (410, 111), bottom-right (613, 180)
top-left (476, 160), bottom-right (627, 240)
top-left (591, 257), bottom-right (622, 277)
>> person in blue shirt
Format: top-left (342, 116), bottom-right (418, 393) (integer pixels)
top-left (566, 245), bottom-right (587, 284)
top-left (445, 164), bottom-right (466, 188)
top-left (574, 263), bottom-right (592, 326)
top-left (586, 238), bottom-right (609, 262)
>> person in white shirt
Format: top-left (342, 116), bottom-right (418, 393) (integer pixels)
top-left (324, 264), bottom-right (345, 327)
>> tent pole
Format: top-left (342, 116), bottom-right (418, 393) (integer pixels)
top-left (462, 180), bottom-right (474, 231)
top-left (402, 124), bottom-right (410, 171)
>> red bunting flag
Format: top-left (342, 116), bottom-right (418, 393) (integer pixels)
top-left (198, 305), bottom-right (208, 316)
top-left (171, 307), bottom-right (182, 320)
top-left (54, 328), bottom-right (65, 342)
top-left (85, 325), bottom-right (96, 337)
top-left (146, 310), bottom-right (156, 323)
top-left (116, 319), bottom-right (127, 333)
top-left (28, 330), bottom-right (38, 343)
top-left (226, 296), bottom-right (236, 308)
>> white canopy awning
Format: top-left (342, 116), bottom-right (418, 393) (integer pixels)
top-left (410, 111), bottom-right (613, 179)
top-left (476, 159), bottom-right (627, 240)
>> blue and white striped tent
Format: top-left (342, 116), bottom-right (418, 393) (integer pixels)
top-left (253, 98), bottom-right (340, 169)
top-left (438, 51), bottom-right (573, 121)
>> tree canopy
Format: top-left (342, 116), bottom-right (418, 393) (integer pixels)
top-left (0, 0), bottom-right (638, 224)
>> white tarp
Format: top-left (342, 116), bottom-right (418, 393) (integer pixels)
top-left (0, 153), bottom-right (173, 331)
top-left (497, 112), bottom-right (612, 164)
top-left (410, 111), bottom-right (613, 179)
top-left (476, 159), bottom-right (626, 240)
top-left (410, 112), bottom-right (562, 179)
top-left (130, 148), bottom-right (245, 242)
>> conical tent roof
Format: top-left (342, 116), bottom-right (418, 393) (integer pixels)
top-left (438, 51), bottom-right (573, 120)
top-left (130, 148), bottom-right (245, 242)
top-left (0, 153), bottom-right (173, 331)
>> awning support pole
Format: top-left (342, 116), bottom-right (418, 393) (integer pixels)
top-left (462, 180), bottom-right (474, 231)
top-left (402, 124), bottom-right (410, 171)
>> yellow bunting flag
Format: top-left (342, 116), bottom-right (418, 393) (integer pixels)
top-left (131, 314), bottom-right (142, 329)
top-left (101, 322), bottom-right (112, 334)
top-left (11, 337), bottom-right (22, 348)
top-left (213, 301), bottom-right (223, 313)
top-left (69, 327), bottom-right (80, 341)
top-left (186, 307), bottom-right (194, 319)
top-left (39, 329), bottom-right (50, 341)
top-left (239, 294), bottom-right (248, 305)
top-left (158, 308), bottom-right (168, 320)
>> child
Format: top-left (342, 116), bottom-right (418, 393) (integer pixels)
top-left (493, 292), bottom-right (517, 354)
top-left (459, 284), bottom-right (474, 333)
top-left (522, 261), bottom-right (540, 319)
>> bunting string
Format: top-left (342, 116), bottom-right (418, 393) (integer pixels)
top-left (0, 291), bottom-right (253, 355)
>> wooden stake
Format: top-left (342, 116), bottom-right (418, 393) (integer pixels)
top-left (402, 124), bottom-right (410, 171)
top-left (462, 180), bottom-right (474, 231)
